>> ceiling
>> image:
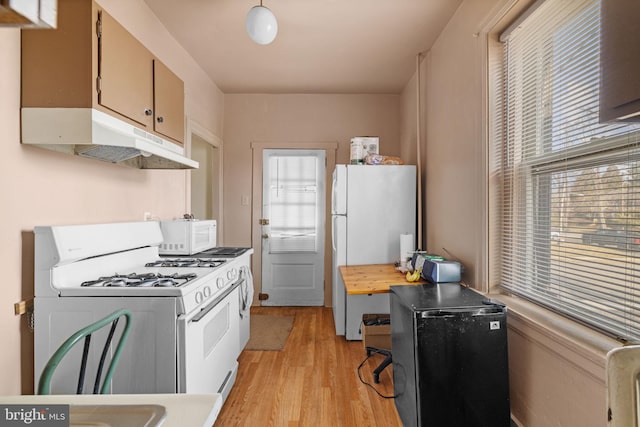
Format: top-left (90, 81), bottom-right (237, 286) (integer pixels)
top-left (144, 0), bottom-right (462, 94)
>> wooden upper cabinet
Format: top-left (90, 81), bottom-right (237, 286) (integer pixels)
top-left (21, 0), bottom-right (94, 108)
top-left (153, 59), bottom-right (185, 144)
top-left (98, 9), bottom-right (154, 130)
top-left (599, 0), bottom-right (640, 123)
top-left (21, 0), bottom-right (185, 145)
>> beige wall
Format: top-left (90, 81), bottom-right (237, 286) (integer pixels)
top-left (423, 0), bottom-right (492, 288)
top-left (399, 58), bottom-right (428, 250)
top-left (223, 94), bottom-right (401, 302)
top-left (223, 93), bottom-right (401, 247)
top-left (398, 0), bottom-right (614, 425)
top-left (0, 0), bottom-right (224, 394)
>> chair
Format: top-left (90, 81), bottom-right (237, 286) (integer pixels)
top-left (362, 314), bottom-right (393, 384)
top-left (38, 309), bottom-right (133, 395)
top-left (365, 346), bottom-right (393, 384)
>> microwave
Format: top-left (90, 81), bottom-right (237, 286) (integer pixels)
top-left (159, 219), bottom-right (217, 255)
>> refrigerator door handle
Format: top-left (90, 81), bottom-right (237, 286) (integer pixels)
top-left (331, 215), bottom-right (337, 252)
top-left (331, 170), bottom-right (337, 214)
top-left (470, 307), bottom-right (506, 316)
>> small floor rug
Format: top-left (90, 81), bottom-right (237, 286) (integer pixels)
top-left (245, 314), bottom-right (295, 351)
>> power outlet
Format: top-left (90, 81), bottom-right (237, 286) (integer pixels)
top-left (241, 195), bottom-right (250, 206)
top-left (144, 212), bottom-right (152, 221)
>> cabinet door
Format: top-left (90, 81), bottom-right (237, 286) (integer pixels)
top-left (599, 0), bottom-right (640, 122)
top-left (153, 59), bottom-right (185, 144)
top-left (98, 9), bottom-right (154, 129)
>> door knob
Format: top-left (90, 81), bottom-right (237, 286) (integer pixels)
top-left (262, 233), bottom-right (269, 239)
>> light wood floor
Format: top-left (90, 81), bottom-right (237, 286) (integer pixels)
top-left (214, 306), bottom-right (402, 426)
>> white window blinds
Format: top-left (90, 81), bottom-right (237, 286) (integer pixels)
top-left (496, 0), bottom-right (640, 341)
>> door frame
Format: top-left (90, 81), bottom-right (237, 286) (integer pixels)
top-left (251, 141), bottom-right (338, 307)
top-left (187, 119), bottom-right (225, 244)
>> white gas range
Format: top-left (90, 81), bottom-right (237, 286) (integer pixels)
top-left (33, 221), bottom-right (253, 399)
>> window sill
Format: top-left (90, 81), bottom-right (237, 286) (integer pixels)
top-left (488, 293), bottom-right (622, 381)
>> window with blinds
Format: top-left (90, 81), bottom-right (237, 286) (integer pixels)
top-left (495, 0), bottom-right (640, 341)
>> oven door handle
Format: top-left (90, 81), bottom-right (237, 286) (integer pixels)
top-left (191, 278), bottom-right (243, 323)
top-left (238, 267), bottom-right (253, 317)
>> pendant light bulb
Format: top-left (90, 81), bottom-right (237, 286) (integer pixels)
top-left (246, 2), bottom-right (278, 45)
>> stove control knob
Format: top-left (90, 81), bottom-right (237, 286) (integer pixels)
top-left (203, 286), bottom-right (212, 298)
top-left (216, 277), bottom-right (225, 289)
top-left (227, 268), bottom-right (237, 280)
top-left (195, 291), bottom-right (203, 304)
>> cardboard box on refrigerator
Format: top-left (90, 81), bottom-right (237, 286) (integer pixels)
top-left (353, 136), bottom-right (379, 157)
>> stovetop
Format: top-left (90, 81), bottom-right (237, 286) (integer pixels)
top-left (77, 257), bottom-right (228, 290)
top-left (34, 222), bottom-right (253, 301)
top-left (81, 272), bottom-right (199, 288)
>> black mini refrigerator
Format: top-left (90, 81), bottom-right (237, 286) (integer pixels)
top-left (390, 283), bottom-right (510, 427)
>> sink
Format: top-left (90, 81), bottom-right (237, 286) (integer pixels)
top-left (70, 404), bottom-right (166, 427)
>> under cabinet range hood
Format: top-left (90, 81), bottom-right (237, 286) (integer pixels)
top-left (21, 108), bottom-right (198, 169)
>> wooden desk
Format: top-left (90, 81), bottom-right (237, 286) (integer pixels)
top-left (339, 264), bottom-right (427, 340)
top-left (339, 264), bottom-right (427, 295)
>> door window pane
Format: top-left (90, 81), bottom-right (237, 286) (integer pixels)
top-left (267, 155), bottom-right (318, 253)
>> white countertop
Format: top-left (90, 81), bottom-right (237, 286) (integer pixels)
top-left (0, 393), bottom-right (222, 427)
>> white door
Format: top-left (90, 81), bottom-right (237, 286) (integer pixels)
top-left (261, 149), bottom-right (325, 306)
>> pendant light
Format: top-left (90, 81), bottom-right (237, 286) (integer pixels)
top-left (245, 0), bottom-right (278, 45)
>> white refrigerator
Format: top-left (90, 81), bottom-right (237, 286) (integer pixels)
top-left (331, 164), bottom-right (416, 339)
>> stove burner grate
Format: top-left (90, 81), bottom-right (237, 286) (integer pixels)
top-left (196, 247), bottom-right (249, 257)
top-left (145, 258), bottom-right (226, 268)
top-left (81, 272), bottom-right (197, 288)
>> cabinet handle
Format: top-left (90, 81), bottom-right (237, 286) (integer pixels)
top-left (156, 116), bottom-right (164, 123)
top-left (144, 109), bottom-right (153, 116)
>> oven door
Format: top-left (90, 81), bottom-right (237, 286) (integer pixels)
top-left (177, 284), bottom-right (240, 397)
